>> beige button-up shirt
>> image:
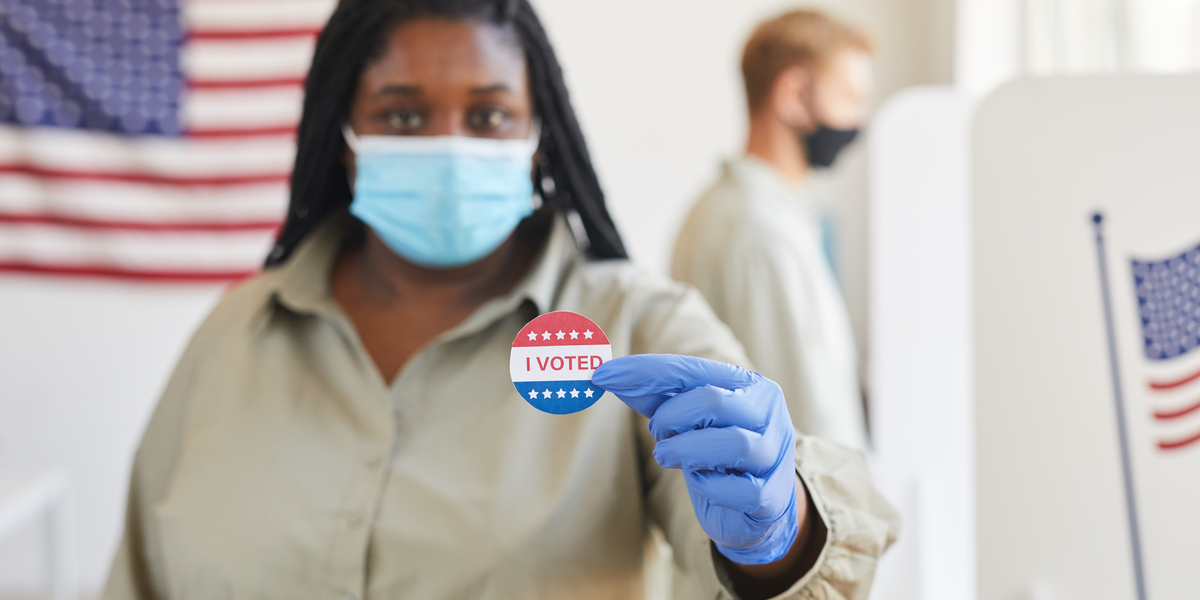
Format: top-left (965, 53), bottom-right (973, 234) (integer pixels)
top-left (673, 157), bottom-right (869, 451)
top-left (103, 212), bottom-right (897, 600)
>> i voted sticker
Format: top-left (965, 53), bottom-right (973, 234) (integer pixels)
top-left (511, 311), bottom-right (611, 414)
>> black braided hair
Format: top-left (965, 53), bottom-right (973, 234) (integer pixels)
top-left (264, 0), bottom-right (627, 267)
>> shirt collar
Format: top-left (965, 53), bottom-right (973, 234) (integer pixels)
top-left (509, 213), bottom-right (575, 314)
top-left (269, 211), bottom-right (351, 317)
top-left (724, 155), bottom-right (814, 214)
top-left (267, 210), bottom-right (578, 326)
top-left (437, 213), bottom-right (576, 341)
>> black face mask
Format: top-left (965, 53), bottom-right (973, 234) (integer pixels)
top-left (803, 124), bottom-right (860, 169)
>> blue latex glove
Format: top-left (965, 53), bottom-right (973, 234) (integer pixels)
top-left (592, 354), bottom-right (800, 564)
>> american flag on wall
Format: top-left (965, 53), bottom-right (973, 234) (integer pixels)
top-left (0, 0), bottom-right (335, 281)
top-left (1133, 240), bottom-right (1200, 452)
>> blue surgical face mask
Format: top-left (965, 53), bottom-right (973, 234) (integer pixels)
top-left (343, 125), bottom-right (540, 268)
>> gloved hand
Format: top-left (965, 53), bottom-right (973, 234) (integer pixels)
top-left (593, 354), bottom-right (800, 564)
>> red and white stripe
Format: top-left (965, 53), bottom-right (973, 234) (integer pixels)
top-left (0, 0), bottom-right (337, 281)
top-left (1145, 353), bottom-right (1200, 452)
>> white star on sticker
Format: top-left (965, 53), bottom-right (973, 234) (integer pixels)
top-left (584, 388), bottom-right (595, 398)
top-left (556, 330), bottom-right (566, 340)
top-left (583, 330), bottom-right (594, 339)
top-left (569, 330), bottom-right (579, 339)
top-left (570, 388), bottom-right (580, 398)
top-left (528, 389), bottom-right (538, 400)
top-left (541, 331), bottom-right (551, 340)
top-left (542, 389), bottom-right (552, 399)
top-left (556, 389), bottom-right (566, 398)
top-left (527, 332), bottom-right (538, 341)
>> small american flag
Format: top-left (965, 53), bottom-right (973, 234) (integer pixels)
top-left (0, 0), bottom-right (335, 281)
top-left (1132, 240), bottom-right (1200, 451)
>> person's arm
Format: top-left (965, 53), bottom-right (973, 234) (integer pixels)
top-left (612, 284), bottom-right (898, 599)
top-left (613, 358), bottom-right (897, 600)
top-left (721, 474), bottom-right (826, 599)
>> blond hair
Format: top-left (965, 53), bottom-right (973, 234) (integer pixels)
top-left (741, 10), bottom-right (874, 110)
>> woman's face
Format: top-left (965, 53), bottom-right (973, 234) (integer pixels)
top-left (346, 18), bottom-right (533, 146)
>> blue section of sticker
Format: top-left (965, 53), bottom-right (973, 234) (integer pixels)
top-left (512, 380), bottom-right (604, 415)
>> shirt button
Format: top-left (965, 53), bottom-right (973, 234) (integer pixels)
top-left (365, 454), bottom-right (383, 467)
top-left (338, 594), bottom-right (355, 600)
top-left (347, 511), bottom-right (365, 528)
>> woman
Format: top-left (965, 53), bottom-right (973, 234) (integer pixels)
top-left (103, 1), bottom-right (897, 599)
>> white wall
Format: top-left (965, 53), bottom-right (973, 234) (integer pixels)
top-left (0, 1), bottom-right (952, 597)
top-left (0, 278), bottom-right (223, 596)
top-left (956, 0), bottom-right (1022, 95)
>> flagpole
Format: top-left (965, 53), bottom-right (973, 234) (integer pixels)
top-left (1091, 212), bottom-right (1148, 600)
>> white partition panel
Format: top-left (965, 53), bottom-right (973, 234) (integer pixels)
top-left (869, 86), bottom-right (976, 600)
top-left (974, 75), bottom-right (1200, 600)
top-left (871, 75), bottom-right (1200, 600)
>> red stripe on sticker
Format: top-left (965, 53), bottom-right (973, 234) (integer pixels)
top-left (512, 310), bottom-right (610, 347)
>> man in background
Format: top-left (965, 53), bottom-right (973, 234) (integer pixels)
top-left (672, 10), bottom-right (874, 450)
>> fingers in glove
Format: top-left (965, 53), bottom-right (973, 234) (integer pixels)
top-left (686, 469), bottom-right (796, 518)
top-left (652, 426), bottom-right (780, 475)
top-left (648, 383), bottom-right (771, 441)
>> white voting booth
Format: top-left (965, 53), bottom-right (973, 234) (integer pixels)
top-left (870, 75), bottom-right (1200, 600)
